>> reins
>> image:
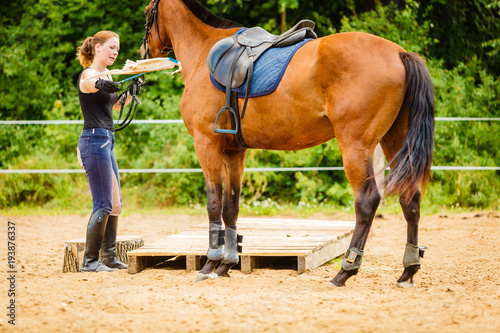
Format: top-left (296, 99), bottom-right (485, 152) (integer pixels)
top-left (115, 73), bottom-right (145, 132)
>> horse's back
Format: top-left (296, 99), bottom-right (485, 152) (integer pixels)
top-left (238, 31), bottom-right (408, 150)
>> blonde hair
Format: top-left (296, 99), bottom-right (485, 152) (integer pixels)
top-left (76, 31), bottom-right (119, 68)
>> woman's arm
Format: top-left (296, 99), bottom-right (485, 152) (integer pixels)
top-left (79, 69), bottom-right (100, 93)
top-left (80, 70), bottom-right (119, 94)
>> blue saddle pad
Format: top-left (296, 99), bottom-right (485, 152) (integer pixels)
top-left (210, 28), bottom-right (313, 98)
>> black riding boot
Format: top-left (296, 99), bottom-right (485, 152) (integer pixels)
top-left (100, 215), bottom-right (128, 269)
top-left (81, 208), bottom-right (116, 272)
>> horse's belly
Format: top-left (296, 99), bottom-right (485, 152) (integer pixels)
top-left (242, 111), bottom-right (335, 150)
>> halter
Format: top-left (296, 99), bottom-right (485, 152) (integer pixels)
top-left (142, 0), bottom-right (172, 59)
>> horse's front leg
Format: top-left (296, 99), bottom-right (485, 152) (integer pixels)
top-left (215, 149), bottom-right (246, 278)
top-left (194, 138), bottom-right (225, 282)
top-left (195, 182), bottom-right (224, 281)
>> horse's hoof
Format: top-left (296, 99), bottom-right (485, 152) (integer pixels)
top-left (396, 281), bottom-right (416, 288)
top-left (327, 280), bottom-right (344, 287)
top-left (195, 272), bottom-right (218, 282)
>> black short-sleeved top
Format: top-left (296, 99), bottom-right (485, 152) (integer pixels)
top-left (78, 68), bottom-right (118, 131)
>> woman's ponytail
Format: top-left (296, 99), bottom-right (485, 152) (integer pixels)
top-left (76, 37), bottom-right (94, 68)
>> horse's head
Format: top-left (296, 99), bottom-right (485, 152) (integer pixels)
top-left (141, 0), bottom-right (173, 59)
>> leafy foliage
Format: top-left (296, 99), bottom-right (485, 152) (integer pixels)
top-left (0, 0), bottom-right (499, 211)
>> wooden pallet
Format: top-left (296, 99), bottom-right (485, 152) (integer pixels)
top-left (127, 218), bottom-right (355, 274)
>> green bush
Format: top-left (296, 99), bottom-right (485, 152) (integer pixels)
top-left (1, 0), bottom-right (498, 211)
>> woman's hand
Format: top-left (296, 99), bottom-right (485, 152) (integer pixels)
top-left (95, 79), bottom-right (119, 93)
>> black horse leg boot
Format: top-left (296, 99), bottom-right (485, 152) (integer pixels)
top-left (222, 225), bottom-right (240, 265)
top-left (100, 215), bottom-right (128, 269)
top-left (81, 208), bottom-right (116, 272)
top-left (207, 221), bottom-right (224, 261)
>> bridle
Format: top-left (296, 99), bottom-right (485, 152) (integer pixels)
top-left (142, 0), bottom-right (172, 59)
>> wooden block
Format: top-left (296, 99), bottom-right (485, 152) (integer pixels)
top-left (127, 255), bottom-right (149, 274)
top-left (62, 235), bottom-right (144, 273)
top-left (241, 255), bottom-right (256, 274)
top-left (61, 240), bottom-right (86, 273)
top-left (127, 255), bottom-right (140, 274)
top-left (186, 255), bottom-right (203, 271)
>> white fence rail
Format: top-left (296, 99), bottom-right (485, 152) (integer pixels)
top-left (1, 118), bottom-right (498, 174)
top-left (0, 118), bottom-right (499, 125)
top-left (0, 166), bottom-right (498, 175)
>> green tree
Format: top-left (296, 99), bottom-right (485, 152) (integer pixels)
top-left (1, 0), bottom-right (499, 210)
top-left (417, 0), bottom-right (500, 75)
top-left (0, 0), bottom-right (149, 120)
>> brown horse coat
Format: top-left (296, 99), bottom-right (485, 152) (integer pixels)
top-left (142, 0), bottom-right (434, 287)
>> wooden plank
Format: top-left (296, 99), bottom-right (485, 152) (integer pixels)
top-left (127, 255), bottom-right (171, 274)
top-left (297, 233), bottom-right (351, 273)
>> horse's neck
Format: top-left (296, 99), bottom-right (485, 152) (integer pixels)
top-left (164, 0), bottom-right (235, 81)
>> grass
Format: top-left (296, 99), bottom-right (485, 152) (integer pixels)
top-left (2, 194), bottom-right (493, 217)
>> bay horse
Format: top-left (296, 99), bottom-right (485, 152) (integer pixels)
top-left (141, 0), bottom-right (434, 287)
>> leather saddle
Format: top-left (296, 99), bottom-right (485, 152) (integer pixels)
top-left (207, 20), bottom-right (317, 135)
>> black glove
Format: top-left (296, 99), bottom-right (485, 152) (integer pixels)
top-left (129, 77), bottom-right (143, 95)
top-left (95, 78), bottom-right (119, 93)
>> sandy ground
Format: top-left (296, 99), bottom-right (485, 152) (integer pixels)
top-left (1, 210), bottom-right (499, 333)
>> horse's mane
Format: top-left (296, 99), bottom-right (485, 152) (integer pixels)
top-left (181, 0), bottom-right (242, 29)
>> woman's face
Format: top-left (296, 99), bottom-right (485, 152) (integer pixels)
top-left (96, 37), bottom-right (120, 66)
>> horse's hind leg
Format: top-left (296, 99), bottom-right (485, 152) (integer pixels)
top-left (215, 149), bottom-right (246, 277)
top-left (397, 188), bottom-right (423, 288)
top-left (330, 147), bottom-right (381, 287)
top-left (380, 118), bottom-right (425, 288)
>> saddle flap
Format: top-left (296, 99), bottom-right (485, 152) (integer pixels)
top-left (207, 36), bottom-right (237, 77)
top-left (215, 47), bottom-right (250, 88)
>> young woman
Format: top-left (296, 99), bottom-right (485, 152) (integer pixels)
top-left (76, 31), bottom-right (139, 272)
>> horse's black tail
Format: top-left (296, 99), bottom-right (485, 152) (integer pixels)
top-left (385, 52), bottom-right (435, 202)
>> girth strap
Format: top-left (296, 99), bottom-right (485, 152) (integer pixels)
top-left (230, 92), bottom-right (250, 149)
